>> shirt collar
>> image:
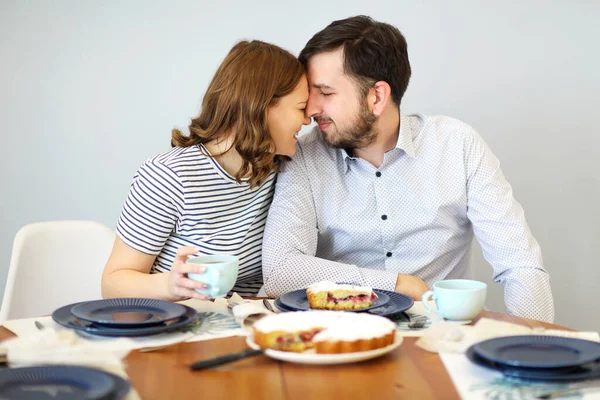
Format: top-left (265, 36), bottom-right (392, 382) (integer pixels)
top-left (340, 114), bottom-right (416, 172)
top-left (396, 115), bottom-right (416, 158)
top-left (340, 148), bottom-right (356, 173)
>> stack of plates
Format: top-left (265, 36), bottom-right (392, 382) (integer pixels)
top-left (467, 335), bottom-right (600, 381)
top-left (274, 288), bottom-right (414, 319)
top-left (52, 298), bottom-right (197, 337)
top-left (0, 365), bottom-right (130, 399)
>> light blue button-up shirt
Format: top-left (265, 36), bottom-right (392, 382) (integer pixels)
top-left (262, 114), bottom-right (554, 322)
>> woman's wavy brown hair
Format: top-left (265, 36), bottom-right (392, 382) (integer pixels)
top-left (171, 40), bottom-right (305, 187)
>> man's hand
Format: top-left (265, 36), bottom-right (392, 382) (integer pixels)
top-left (395, 274), bottom-right (429, 300)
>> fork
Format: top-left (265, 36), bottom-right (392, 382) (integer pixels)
top-left (406, 313), bottom-right (428, 329)
top-left (536, 383), bottom-right (600, 399)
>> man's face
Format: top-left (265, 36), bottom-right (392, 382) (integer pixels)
top-left (305, 48), bottom-right (377, 149)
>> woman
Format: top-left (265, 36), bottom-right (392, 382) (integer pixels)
top-left (102, 40), bottom-right (310, 301)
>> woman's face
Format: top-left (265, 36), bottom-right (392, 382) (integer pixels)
top-left (267, 75), bottom-right (311, 157)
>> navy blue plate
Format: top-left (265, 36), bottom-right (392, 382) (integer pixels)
top-left (279, 288), bottom-right (390, 312)
top-left (275, 289), bottom-right (413, 319)
top-left (473, 335), bottom-right (600, 369)
top-left (0, 365), bottom-right (130, 399)
top-left (71, 298), bottom-right (186, 327)
top-left (53, 302), bottom-right (197, 337)
top-left (106, 370), bottom-right (130, 400)
top-left (466, 345), bottom-right (600, 381)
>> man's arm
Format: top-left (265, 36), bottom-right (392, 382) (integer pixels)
top-left (464, 126), bottom-right (554, 322)
top-left (262, 145), bottom-right (419, 297)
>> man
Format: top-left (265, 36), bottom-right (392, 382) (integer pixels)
top-left (262, 16), bottom-right (554, 322)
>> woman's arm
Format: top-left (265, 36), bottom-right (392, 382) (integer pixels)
top-left (101, 237), bottom-right (208, 301)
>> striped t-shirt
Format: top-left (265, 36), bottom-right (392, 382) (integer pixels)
top-left (116, 144), bottom-right (275, 296)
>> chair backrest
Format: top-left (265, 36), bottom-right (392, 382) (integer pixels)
top-left (0, 220), bottom-right (115, 322)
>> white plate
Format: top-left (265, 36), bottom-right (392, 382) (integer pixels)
top-left (245, 332), bottom-right (403, 365)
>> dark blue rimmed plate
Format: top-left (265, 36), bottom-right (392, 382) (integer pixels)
top-left (466, 344), bottom-right (600, 381)
top-left (278, 288), bottom-right (390, 312)
top-left (71, 298), bottom-right (186, 327)
top-left (105, 370), bottom-right (130, 400)
top-left (53, 302), bottom-right (197, 337)
top-left (275, 289), bottom-right (413, 319)
top-left (473, 335), bottom-right (600, 369)
top-left (0, 365), bottom-right (130, 400)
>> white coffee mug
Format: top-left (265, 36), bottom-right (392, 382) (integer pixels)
top-left (186, 255), bottom-right (239, 298)
top-left (422, 279), bottom-right (487, 322)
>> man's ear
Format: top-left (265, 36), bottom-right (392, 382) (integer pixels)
top-left (367, 81), bottom-right (392, 116)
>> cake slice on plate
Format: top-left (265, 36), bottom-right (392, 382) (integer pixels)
top-left (306, 281), bottom-right (378, 310)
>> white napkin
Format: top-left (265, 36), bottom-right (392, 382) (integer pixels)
top-left (0, 328), bottom-right (140, 399)
top-left (416, 318), bottom-right (600, 353)
top-left (0, 328), bottom-right (132, 368)
top-left (227, 293), bottom-right (273, 330)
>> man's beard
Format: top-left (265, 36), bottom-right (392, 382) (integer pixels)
top-left (317, 103), bottom-right (378, 149)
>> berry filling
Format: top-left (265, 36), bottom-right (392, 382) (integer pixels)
top-left (326, 292), bottom-right (378, 304)
top-left (275, 330), bottom-right (322, 345)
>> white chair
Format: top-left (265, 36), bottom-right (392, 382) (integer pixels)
top-left (0, 220), bottom-right (115, 322)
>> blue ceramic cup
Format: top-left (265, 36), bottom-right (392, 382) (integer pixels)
top-left (186, 255), bottom-right (239, 298)
top-left (422, 279), bottom-right (487, 322)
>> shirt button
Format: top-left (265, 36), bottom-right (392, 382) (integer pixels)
top-left (381, 215), bottom-right (388, 220)
top-left (386, 252), bottom-right (393, 257)
top-left (375, 171), bottom-right (382, 177)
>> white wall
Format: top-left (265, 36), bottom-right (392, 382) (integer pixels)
top-left (1, 0), bottom-right (598, 330)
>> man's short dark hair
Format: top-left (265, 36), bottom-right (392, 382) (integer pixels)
top-left (299, 15), bottom-right (411, 106)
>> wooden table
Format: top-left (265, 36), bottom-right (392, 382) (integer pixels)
top-left (0, 311), bottom-right (571, 400)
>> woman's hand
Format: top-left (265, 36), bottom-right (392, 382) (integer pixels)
top-left (395, 274), bottom-right (429, 301)
top-left (167, 246), bottom-right (209, 300)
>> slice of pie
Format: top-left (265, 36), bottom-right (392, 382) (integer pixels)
top-left (306, 281), bottom-right (378, 310)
